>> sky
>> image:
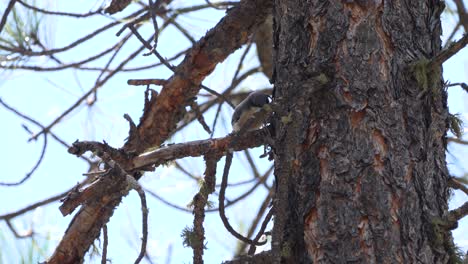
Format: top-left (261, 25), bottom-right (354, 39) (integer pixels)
top-left (0, 0), bottom-right (467, 263)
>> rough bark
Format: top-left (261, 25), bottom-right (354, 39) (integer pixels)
top-left (272, 1), bottom-right (450, 263)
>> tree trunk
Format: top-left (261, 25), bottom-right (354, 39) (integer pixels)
top-left (272, 1), bottom-right (451, 263)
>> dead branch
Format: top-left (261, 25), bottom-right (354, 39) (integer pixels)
top-left (47, 165), bottom-right (134, 263)
top-left (453, 0), bottom-right (468, 32)
top-left (101, 225), bottom-right (108, 264)
top-left (429, 34), bottom-right (468, 69)
top-left (132, 129), bottom-right (267, 170)
top-left (126, 176), bottom-right (149, 264)
top-left (41, 1), bottom-right (272, 262)
top-left (448, 137), bottom-right (468, 145)
top-left (192, 154), bottom-right (220, 264)
top-left (122, 0), bottom-right (273, 153)
top-left (445, 202), bottom-right (468, 230)
top-left (449, 177), bottom-right (468, 196)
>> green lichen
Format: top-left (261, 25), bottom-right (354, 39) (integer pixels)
top-left (448, 113), bottom-right (464, 138)
top-left (411, 58), bottom-right (442, 96)
top-left (430, 218), bottom-right (464, 263)
top-left (315, 73), bottom-right (329, 85)
top-left (281, 242), bottom-right (291, 258)
top-left (181, 226), bottom-right (205, 248)
top-left (281, 113), bottom-right (293, 125)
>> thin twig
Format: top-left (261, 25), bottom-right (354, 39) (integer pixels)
top-left (218, 153), bottom-right (265, 246)
top-left (210, 42), bottom-right (253, 136)
top-left (101, 225), bottom-right (108, 264)
top-left (247, 206), bottom-right (274, 255)
top-left (428, 34), bottom-right (468, 69)
top-left (447, 137), bottom-right (468, 145)
top-left (446, 201), bottom-right (468, 227)
top-left (237, 189), bottom-right (274, 255)
top-left (0, 186), bottom-right (80, 220)
top-left (0, 98), bottom-right (48, 186)
top-left (225, 166), bottom-right (272, 206)
top-left (17, 0), bottom-right (103, 17)
top-left (453, 0), bottom-right (468, 32)
top-left (443, 22), bottom-right (461, 49)
top-left (127, 176), bottom-right (149, 264)
top-left (0, 0), bottom-right (17, 35)
top-left (0, 131), bottom-right (47, 186)
top-left (173, 69), bottom-right (262, 135)
top-left (127, 25), bottom-right (176, 70)
top-left (189, 98), bottom-right (212, 134)
top-left (6, 219), bottom-right (33, 238)
top-left (29, 38), bottom-right (150, 141)
top-left (449, 177), bottom-right (468, 196)
top-left (0, 8), bottom-right (146, 57)
top-left (148, 0), bottom-right (160, 49)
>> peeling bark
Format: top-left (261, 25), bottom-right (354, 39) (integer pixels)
top-left (123, 0), bottom-right (273, 154)
top-left (272, 0), bottom-right (450, 263)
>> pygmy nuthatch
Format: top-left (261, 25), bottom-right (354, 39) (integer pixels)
top-left (231, 91), bottom-right (270, 132)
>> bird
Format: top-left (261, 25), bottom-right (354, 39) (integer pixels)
top-left (231, 91), bottom-right (270, 132)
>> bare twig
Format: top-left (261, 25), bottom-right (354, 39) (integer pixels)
top-left (444, 82), bottom-right (468, 91)
top-left (128, 79), bottom-right (167, 86)
top-left (443, 22), bottom-right (461, 49)
top-left (145, 188), bottom-right (194, 213)
top-left (247, 206), bottom-right (273, 255)
top-left (447, 137), bottom-right (468, 145)
top-left (428, 34), bottom-right (468, 68)
top-left (29, 38), bottom-right (149, 141)
top-left (0, 0), bottom-right (17, 34)
top-left (237, 189), bottom-right (274, 255)
top-left (446, 201), bottom-right (468, 228)
top-left (5, 219), bottom-right (33, 238)
top-left (0, 8), bottom-right (146, 57)
top-left (126, 176), bottom-right (149, 264)
top-left (218, 153), bottom-right (265, 246)
top-left (148, 0), bottom-right (160, 49)
top-left (0, 98), bottom-right (48, 186)
top-left (453, 0), bottom-right (468, 32)
top-left (174, 69), bottom-right (263, 135)
top-left (0, 185), bottom-right (81, 220)
top-left (210, 42), bottom-right (254, 137)
top-left (17, 0), bottom-right (103, 17)
top-left (101, 225), bottom-right (108, 264)
top-left (189, 98), bottom-right (212, 134)
top-left (0, 98), bottom-right (93, 164)
top-left (0, 131), bottom-right (47, 186)
top-left (225, 166), bottom-right (272, 206)
top-left (449, 177), bottom-right (468, 196)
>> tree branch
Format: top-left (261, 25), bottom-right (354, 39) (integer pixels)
top-left (0, 0), bottom-right (17, 35)
top-left (429, 34), bottom-right (468, 69)
top-left (123, 0), bottom-right (273, 153)
top-left (132, 129), bottom-right (267, 170)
